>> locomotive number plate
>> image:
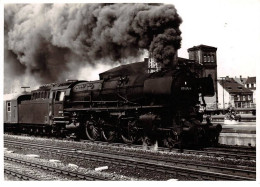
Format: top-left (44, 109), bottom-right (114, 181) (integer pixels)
top-left (181, 87), bottom-right (192, 91)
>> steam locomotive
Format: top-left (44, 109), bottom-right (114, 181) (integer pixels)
top-left (4, 60), bottom-right (222, 148)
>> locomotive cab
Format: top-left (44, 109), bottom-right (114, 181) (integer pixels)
top-left (49, 80), bottom-right (87, 125)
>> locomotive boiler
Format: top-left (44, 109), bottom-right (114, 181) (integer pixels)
top-left (4, 60), bottom-right (222, 148)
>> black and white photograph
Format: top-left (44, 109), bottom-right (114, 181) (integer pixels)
top-left (2, 0), bottom-right (259, 183)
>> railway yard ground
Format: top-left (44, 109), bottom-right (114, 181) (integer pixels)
top-left (4, 124), bottom-right (256, 181)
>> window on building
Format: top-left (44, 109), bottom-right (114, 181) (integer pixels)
top-left (207, 56), bottom-right (210, 62)
top-left (204, 55), bottom-right (207, 62)
top-left (248, 95), bottom-right (251, 100)
top-left (7, 102), bottom-right (11, 112)
top-left (243, 96), bottom-right (246, 101)
top-left (211, 55), bottom-right (214, 62)
top-left (251, 83), bottom-right (254, 88)
top-left (247, 84), bottom-right (250, 88)
top-left (237, 95), bottom-right (240, 101)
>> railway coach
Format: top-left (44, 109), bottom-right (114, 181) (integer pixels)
top-left (4, 93), bottom-right (31, 130)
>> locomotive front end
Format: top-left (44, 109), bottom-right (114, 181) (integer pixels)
top-left (170, 68), bottom-right (222, 148)
top-left (142, 67), bottom-right (222, 148)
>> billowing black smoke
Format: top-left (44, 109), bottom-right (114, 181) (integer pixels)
top-left (4, 3), bottom-right (182, 93)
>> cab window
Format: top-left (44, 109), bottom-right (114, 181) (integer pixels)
top-left (55, 91), bottom-right (65, 101)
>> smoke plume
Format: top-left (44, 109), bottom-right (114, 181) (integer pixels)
top-left (4, 3), bottom-right (182, 93)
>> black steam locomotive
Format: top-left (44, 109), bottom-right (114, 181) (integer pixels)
top-left (4, 60), bottom-right (222, 148)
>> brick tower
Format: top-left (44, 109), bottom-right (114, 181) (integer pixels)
top-left (188, 45), bottom-right (218, 108)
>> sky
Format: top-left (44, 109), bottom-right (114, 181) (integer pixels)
top-left (172, 0), bottom-right (260, 78)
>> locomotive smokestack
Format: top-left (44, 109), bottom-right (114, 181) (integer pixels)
top-left (148, 49), bottom-right (178, 73)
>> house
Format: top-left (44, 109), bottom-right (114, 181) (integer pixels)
top-left (234, 76), bottom-right (256, 106)
top-left (244, 77), bottom-right (256, 104)
top-left (217, 77), bottom-right (254, 109)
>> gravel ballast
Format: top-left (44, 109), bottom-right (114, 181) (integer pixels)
top-left (4, 149), bottom-right (138, 181)
top-left (4, 134), bottom-right (256, 180)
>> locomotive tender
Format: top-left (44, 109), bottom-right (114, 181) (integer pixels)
top-left (4, 60), bottom-right (222, 148)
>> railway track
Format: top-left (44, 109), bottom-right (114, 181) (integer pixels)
top-left (4, 155), bottom-right (109, 181)
top-left (4, 133), bottom-right (256, 161)
top-left (80, 139), bottom-right (256, 161)
top-left (4, 167), bottom-right (40, 181)
top-left (203, 147), bottom-right (256, 158)
top-left (4, 138), bottom-right (256, 181)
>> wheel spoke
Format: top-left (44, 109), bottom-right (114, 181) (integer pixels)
top-left (121, 120), bottom-right (138, 144)
top-left (85, 120), bottom-right (100, 141)
top-left (163, 130), bottom-right (179, 148)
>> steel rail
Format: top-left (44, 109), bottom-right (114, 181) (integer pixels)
top-left (4, 139), bottom-right (255, 181)
top-left (80, 139), bottom-right (256, 161)
top-left (4, 168), bottom-right (40, 181)
top-left (4, 155), bottom-right (107, 181)
top-left (4, 133), bottom-right (256, 160)
top-left (203, 147), bottom-right (256, 156)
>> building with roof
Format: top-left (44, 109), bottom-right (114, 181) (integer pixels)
top-left (245, 77), bottom-right (256, 90)
top-left (233, 76), bottom-right (247, 85)
top-left (244, 77), bottom-right (256, 104)
top-left (233, 76), bottom-right (256, 106)
top-left (217, 77), bottom-right (254, 109)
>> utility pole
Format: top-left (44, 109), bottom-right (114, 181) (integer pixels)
top-left (220, 77), bottom-right (226, 114)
